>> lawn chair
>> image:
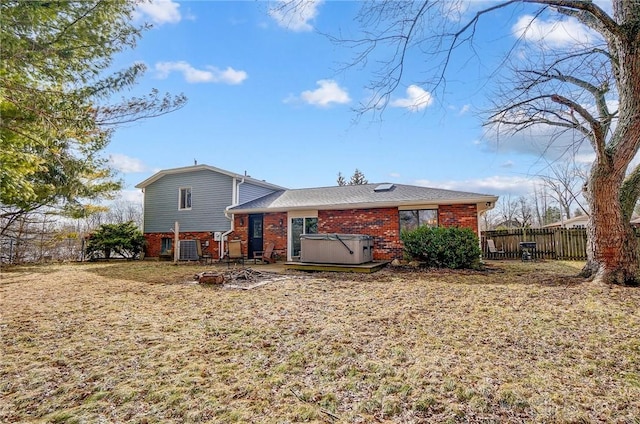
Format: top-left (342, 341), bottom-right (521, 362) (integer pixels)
top-left (225, 240), bottom-right (245, 267)
top-left (253, 242), bottom-right (276, 264)
top-left (487, 239), bottom-right (505, 259)
top-left (197, 240), bottom-right (213, 265)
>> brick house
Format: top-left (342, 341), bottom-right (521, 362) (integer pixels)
top-left (225, 183), bottom-right (498, 261)
top-left (135, 164), bottom-right (284, 260)
top-left (137, 164), bottom-right (498, 262)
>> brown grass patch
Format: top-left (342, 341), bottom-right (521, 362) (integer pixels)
top-left (1, 261), bottom-right (639, 423)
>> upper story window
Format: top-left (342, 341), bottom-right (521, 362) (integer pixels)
top-left (179, 187), bottom-right (192, 210)
top-left (399, 209), bottom-right (438, 232)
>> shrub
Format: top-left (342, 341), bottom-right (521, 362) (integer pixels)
top-left (401, 226), bottom-right (481, 269)
top-left (85, 221), bottom-right (146, 260)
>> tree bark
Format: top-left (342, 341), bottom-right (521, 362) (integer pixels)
top-left (582, 163), bottom-right (639, 285)
top-left (579, 0), bottom-right (640, 286)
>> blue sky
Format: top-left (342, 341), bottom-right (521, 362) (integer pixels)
top-left (106, 0), bottom-right (610, 204)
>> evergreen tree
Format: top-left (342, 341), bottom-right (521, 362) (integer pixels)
top-left (0, 1), bottom-right (186, 235)
top-left (336, 172), bottom-right (347, 186)
top-left (349, 169), bottom-right (368, 185)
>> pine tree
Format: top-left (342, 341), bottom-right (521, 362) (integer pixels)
top-left (349, 169), bottom-right (368, 185)
top-left (1, 0), bottom-right (186, 235)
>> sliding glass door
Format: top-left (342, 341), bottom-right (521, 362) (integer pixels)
top-left (290, 216), bottom-right (318, 259)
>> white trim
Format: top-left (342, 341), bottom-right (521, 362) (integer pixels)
top-left (287, 210), bottom-right (318, 219)
top-left (398, 204), bottom-right (438, 211)
top-left (230, 198), bottom-right (497, 214)
top-left (178, 186), bottom-right (192, 210)
top-left (287, 211), bottom-right (318, 261)
top-left (136, 164), bottom-right (286, 191)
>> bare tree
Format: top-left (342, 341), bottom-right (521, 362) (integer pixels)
top-left (539, 161), bottom-right (589, 220)
top-left (496, 195), bottom-right (520, 228)
top-left (531, 183), bottom-right (553, 227)
top-left (480, 207), bottom-right (497, 231)
top-left (335, 1), bottom-right (640, 284)
top-left (106, 200), bottom-right (143, 228)
top-left (515, 196), bottom-right (534, 228)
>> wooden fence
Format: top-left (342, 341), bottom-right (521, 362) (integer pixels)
top-left (481, 228), bottom-right (589, 260)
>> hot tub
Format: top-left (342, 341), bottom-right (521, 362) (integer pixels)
top-left (300, 234), bottom-right (373, 264)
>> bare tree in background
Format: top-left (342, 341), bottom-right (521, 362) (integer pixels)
top-left (496, 195), bottom-right (520, 228)
top-left (106, 200), bottom-right (143, 228)
top-left (539, 162), bottom-right (589, 220)
top-left (329, 0), bottom-right (640, 284)
top-left (515, 196), bottom-right (534, 228)
top-left (532, 184), bottom-right (550, 226)
top-left (0, 201), bottom-right (142, 264)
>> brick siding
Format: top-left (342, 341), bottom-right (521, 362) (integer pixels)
top-left (227, 213), bottom-right (287, 259)
top-left (144, 231), bottom-right (217, 258)
top-left (438, 204), bottom-right (479, 234)
top-left (318, 208), bottom-right (403, 260)
top-left (146, 204), bottom-right (478, 261)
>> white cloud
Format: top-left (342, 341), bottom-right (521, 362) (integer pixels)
top-left (155, 61), bottom-right (248, 85)
top-left (117, 190), bottom-right (144, 204)
top-left (390, 85), bottom-right (434, 112)
top-left (137, 0), bottom-right (182, 25)
top-left (512, 15), bottom-right (600, 48)
top-left (269, 0), bottom-right (322, 32)
top-left (501, 160), bottom-right (515, 168)
top-left (414, 175), bottom-right (538, 196)
top-left (109, 154), bottom-right (147, 173)
top-left (389, 172), bottom-right (401, 178)
top-left (459, 104), bottom-right (471, 115)
top-left (483, 123), bottom-right (593, 162)
top-left (288, 79), bottom-right (351, 107)
top-left (482, 98), bottom-right (618, 162)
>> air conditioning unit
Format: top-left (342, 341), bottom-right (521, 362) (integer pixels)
top-left (213, 232), bottom-right (223, 241)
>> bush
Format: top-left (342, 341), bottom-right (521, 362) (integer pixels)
top-left (85, 221), bottom-right (146, 260)
top-left (401, 226), bottom-right (481, 269)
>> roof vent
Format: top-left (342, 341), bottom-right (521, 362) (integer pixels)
top-left (374, 183), bottom-right (395, 192)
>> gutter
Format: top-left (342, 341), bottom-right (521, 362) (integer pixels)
top-left (228, 196), bottom-right (499, 215)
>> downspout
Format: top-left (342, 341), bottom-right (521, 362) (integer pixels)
top-left (220, 177), bottom-right (245, 259)
top-left (140, 188), bottom-right (145, 232)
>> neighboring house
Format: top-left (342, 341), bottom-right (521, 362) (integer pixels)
top-left (226, 183), bottom-right (498, 261)
top-left (135, 164), bottom-right (285, 260)
top-left (543, 215), bottom-right (589, 229)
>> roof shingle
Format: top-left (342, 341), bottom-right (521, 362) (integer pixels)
top-left (227, 183), bottom-right (497, 212)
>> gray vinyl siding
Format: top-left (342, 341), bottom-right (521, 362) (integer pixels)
top-left (239, 182), bottom-right (277, 204)
top-left (143, 170), bottom-right (234, 233)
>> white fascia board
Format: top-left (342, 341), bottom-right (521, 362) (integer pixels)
top-left (135, 164), bottom-right (286, 190)
top-left (228, 196), bottom-right (499, 215)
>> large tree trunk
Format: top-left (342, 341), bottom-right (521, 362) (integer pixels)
top-left (582, 164), bottom-right (639, 285)
top-left (579, 0), bottom-right (640, 286)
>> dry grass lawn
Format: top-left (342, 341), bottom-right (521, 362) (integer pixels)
top-left (1, 260), bottom-right (639, 423)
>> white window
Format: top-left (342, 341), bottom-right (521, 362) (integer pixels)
top-left (179, 187), bottom-right (192, 210)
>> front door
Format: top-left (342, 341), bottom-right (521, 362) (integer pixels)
top-left (248, 214), bottom-right (263, 259)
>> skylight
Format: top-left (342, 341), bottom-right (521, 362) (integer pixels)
top-left (374, 183), bottom-right (395, 192)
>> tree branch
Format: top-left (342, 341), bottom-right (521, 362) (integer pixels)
top-left (525, 0), bottom-right (621, 39)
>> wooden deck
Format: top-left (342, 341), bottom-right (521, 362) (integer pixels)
top-left (284, 261), bottom-right (389, 273)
